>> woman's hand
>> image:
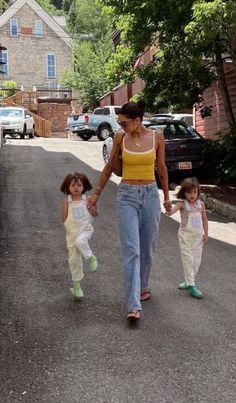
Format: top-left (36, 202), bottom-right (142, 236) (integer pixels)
top-left (163, 200), bottom-right (172, 214)
top-left (87, 195), bottom-right (98, 209)
top-left (87, 203), bottom-right (98, 216)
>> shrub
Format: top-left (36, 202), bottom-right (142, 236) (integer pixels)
top-left (203, 128), bottom-right (236, 183)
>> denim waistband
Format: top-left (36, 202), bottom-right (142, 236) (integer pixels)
top-left (119, 182), bottom-right (157, 191)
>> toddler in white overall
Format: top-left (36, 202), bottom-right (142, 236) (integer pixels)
top-left (168, 177), bottom-right (208, 299)
top-left (61, 172), bottom-right (98, 300)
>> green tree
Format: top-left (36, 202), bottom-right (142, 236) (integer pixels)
top-left (60, 0), bottom-right (113, 109)
top-left (51, 0), bottom-right (63, 9)
top-left (185, 0), bottom-right (236, 129)
top-left (60, 40), bottom-right (112, 109)
top-left (68, 0), bottom-right (111, 41)
top-left (102, 0), bottom-right (236, 128)
top-left (0, 0), bottom-right (9, 14)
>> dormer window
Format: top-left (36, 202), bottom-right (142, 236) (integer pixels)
top-left (10, 19), bottom-right (18, 36)
top-left (35, 19), bottom-right (43, 37)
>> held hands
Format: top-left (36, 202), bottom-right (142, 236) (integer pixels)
top-left (203, 234), bottom-right (208, 244)
top-left (163, 200), bottom-right (172, 214)
top-left (87, 195), bottom-right (99, 216)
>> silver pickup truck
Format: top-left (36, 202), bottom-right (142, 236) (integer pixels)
top-left (67, 105), bottom-right (121, 141)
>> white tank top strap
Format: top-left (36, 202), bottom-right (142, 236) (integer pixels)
top-left (68, 194), bottom-right (72, 202)
top-left (196, 199), bottom-right (202, 209)
top-left (184, 200), bottom-right (191, 211)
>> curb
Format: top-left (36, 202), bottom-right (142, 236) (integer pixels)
top-left (200, 193), bottom-right (236, 220)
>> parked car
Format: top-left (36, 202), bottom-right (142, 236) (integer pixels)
top-left (150, 113), bottom-right (173, 121)
top-left (0, 107), bottom-right (35, 139)
top-left (151, 113), bottom-right (193, 127)
top-left (102, 120), bottom-right (210, 179)
top-left (67, 105), bottom-right (121, 141)
top-left (171, 114), bottom-right (193, 126)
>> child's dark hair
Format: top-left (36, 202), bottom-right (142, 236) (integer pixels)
top-left (60, 172), bottom-right (92, 195)
top-left (177, 177), bottom-right (201, 199)
top-left (119, 101), bottom-right (146, 121)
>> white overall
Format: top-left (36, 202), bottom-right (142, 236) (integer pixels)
top-left (64, 195), bottom-right (94, 282)
top-left (178, 200), bottom-right (203, 286)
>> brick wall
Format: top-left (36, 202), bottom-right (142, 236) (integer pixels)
top-left (195, 64), bottom-right (236, 138)
top-left (37, 102), bottom-right (71, 137)
top-left (0, 4), bottom-right (73, 89)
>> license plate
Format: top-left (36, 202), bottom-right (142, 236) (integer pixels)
top-left (178, 161), bottom-right (192, 170)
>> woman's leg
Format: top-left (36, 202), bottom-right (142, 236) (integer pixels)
top-left (140, 185), bottom-right (161, 293)
top-left (117, 186), bottom-right (142, 313)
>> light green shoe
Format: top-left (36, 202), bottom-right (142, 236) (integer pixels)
top-left (189, 286), bottom-right (202, 299)
top-left (178, 281), bottom-right (191, 290)
top-left (88, 255), bottom-right (98, 272)
top-left (72, 281), bottom-right (84, 300)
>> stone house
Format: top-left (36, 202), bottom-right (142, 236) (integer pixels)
top-left (0, 0), bottom-right (73, 89)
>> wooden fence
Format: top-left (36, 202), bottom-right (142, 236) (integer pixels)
top-left (31, 112), bottom-right (52, 137)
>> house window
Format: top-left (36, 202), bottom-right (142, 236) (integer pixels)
top-left (47, 54), bottom-right (56, 78)
top-left (35, 19), bottom-right (43, 37)
top-left (10, 19), bottom-right (18, 36)
top-left (1, 51), bottom-right (8, 77)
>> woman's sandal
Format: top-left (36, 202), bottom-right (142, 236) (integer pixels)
top-left (127, 310), bottom-right (141, 321)
top-left (140, 290), bottom-right (151, 301)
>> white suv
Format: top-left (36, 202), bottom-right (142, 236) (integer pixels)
top-left (0, 107), bottom-right (35, 139)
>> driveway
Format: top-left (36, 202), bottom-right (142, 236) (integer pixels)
top-left (0, 137), bottom-right (236, 403)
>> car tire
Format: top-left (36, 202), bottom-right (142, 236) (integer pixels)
top-left (20, 125), bottom-right (26, 139)
top-left (29, 126), bottom-right (35, 139)
top-left (102, 144), bottom-right (109, 164)
top-left (78, 132), bottom-right (93, 141)
top-left (97, 124), bottom-right (112, 141)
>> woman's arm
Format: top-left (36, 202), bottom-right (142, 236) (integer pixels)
top-left (61, 197), bottom-right (68, 223)
top-left (201, 202), bottom-right (208, 244)
top-left (155, 130), bottom-right (171, 213)
top-left (88, 132), bottom-right (124, 206)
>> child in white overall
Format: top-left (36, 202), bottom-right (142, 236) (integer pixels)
top-left (168, 177), bottom-right (208, 299)
top-left (60, 172), bottom-right (98, 299)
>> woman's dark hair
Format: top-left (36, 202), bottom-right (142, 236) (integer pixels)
top-left (177, 177), bottom-right (201, 199)
top-left (60, 172), bottom-right (92, 194)
top-left (119, 101), bottom-right (146, 121)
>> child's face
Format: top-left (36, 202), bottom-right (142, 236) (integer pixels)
top-left (185, 187), bottom-right (198, 203)
top-left (69, 179), bottom-right (84, 196)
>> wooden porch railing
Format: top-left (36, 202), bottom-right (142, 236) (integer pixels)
top-left (3, 90), bottom-right (38, 111)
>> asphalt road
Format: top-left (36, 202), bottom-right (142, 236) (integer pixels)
top-left (0, 137), bottom-right (236, 403)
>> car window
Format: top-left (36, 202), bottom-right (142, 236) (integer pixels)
top-left (103, 108), bottom-right (110, 115)
top-left (25, 110), bottom-right (32, 118)
top-left (0, 109), bottom-right (23, 117)
top-left (115, 107), bottom-right (121, 115)
top-left (149, 123), bottom-right (200, 139)
top-left (94, 108), bottom-right (103, 115)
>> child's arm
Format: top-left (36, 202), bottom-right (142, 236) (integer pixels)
top-left (61, 197), bottom-right (68, 223)
top-left (201, 202), bottom-right (208, 244)
top-left (167, 201), bottom-right (184, 216)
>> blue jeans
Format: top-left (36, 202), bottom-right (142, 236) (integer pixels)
top-left (116, 182), bottom-right (161, 312)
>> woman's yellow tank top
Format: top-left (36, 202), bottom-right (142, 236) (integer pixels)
top-left (122, 130), bottom-right (156, 180)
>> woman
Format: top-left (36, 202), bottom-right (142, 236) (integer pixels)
top-left (88, 101), bottom-right (172, 321)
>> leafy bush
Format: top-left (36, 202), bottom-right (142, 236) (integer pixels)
top-left (203, 128), bottom-right (236, 183)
